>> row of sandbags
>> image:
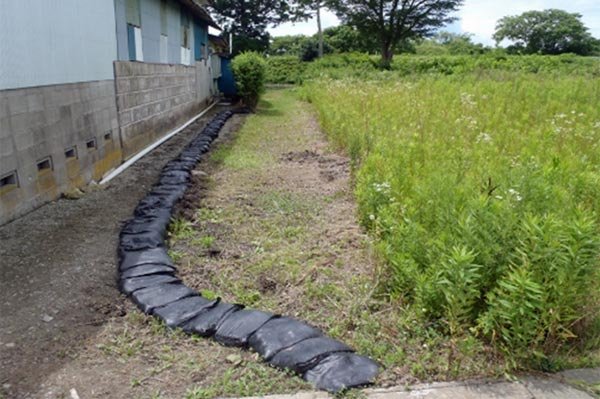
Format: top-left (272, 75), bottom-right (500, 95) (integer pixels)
top-left (117, 109), bottom-right (379, 392)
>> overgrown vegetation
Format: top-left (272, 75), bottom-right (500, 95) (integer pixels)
top-left (266, 52), bottom-right (600, 83)
top-left (302, 72), bottom-right (600, 369)
top-left (232, 52), bottom-right (267, 109)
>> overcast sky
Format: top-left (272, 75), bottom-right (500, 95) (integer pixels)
top-left (267, 0), bottom-right (600, 45)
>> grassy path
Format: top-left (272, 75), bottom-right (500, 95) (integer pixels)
top-left (33, 89), bottom-right (522, 399)
top-left (171, 88), bottom-right (381, 397)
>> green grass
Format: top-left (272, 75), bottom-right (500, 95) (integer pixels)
top-left (184, 362), bottom-right (307, 399)
top-left (303, 72), bottom-right (600, 369)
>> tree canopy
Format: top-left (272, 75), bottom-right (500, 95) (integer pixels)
top-left (208, 0), bottom-right (305, 54)
top-left (493, 9), bottom-right (598, 55)
top-left (328, 0), bottom-right (463, 67)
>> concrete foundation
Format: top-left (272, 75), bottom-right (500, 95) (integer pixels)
top-left (0, 80), bottom-right (121, 225)
top-left (114, 61), bottom-right (212, 159)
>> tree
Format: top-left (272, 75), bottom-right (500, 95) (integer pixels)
top-left (328, 0), bottom-right (463, 68)
top-left (415, 31), bottom-right (489, 55)
top-left (324, 24), bottom-right (378, 53)
top-left (208, 1), bottom-right (304, 54)
top-left (269, 34), bottom-right (333, 61)
top-left (494, 9), bottom-right (597, 55)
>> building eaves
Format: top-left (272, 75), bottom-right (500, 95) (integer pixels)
top-left (176, 0), bottom-right (221, 30)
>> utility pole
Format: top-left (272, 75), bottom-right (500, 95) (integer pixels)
top-left (316, 2), bottom-right (323, 58)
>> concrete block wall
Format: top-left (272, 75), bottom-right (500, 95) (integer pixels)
top-left (0, 80), bottom-right (122, 225)
top-left (114, 61), bottom-right (209, 159)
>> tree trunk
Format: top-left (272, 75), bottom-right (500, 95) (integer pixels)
top-left (380, 42), bottom-right (393, 69)
top-left (317, 4), bottom-right (323, 58)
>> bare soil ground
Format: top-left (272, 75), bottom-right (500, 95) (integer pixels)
top-left (0, 106), bottom-right (235, 399)
top-left (0, 90), bottom-right (390, 399)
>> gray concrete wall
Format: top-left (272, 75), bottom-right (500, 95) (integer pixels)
top-left (114, 61), bottom-right (212, 159)
top-left (0, 80), bottom-right (122, 225)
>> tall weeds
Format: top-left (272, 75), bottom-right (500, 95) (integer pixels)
top-left (303, 73), bottom-right (600, 367)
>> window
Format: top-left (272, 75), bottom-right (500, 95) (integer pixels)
top-left (126, 0), bottom-right (143, 61)
top-left (64, 146), bottom-right (77, 159)
top-left (160, 0), bottom-right (168, 63)
top-left (86, 139), bottom-right (97, 150)
top-left (37, 157), bottom-right (53, 172)
top-left (194, 23), bottom-right (206, 61)
top-left (0, 171), bottom-right (19, 190)
top-left (180, 11), bottom-right (191, 65)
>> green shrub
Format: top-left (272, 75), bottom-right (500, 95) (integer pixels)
top-left (265, 56), bottom-right (305, 84)
top-left (231, 52), bottom-right (267, 109)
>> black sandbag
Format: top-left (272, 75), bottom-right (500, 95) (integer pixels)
top-left (135, 194), bottom-right (177, 213)
top-left (150, 185), bottom-right (187, 200)
top-left (248, 317), bottom-right (322, 360)
top-left (162, 160), bottom-right (196, 172)
top-left (119, 231), bottom-right (164, 251)
top-left (120, 247), bottom-right (173, 270)
top-left (131, 283), bottom-right (197, 314)
top-left (182, 301), bottom-right (242, 336)
top-left (161, 170), bottom-right (190, 179)
top-left (139, 191), bottom-right (184, 207)
top-left (121, 217), bottom-right (168, 236)
top-left (214, 309), bottom-right (275, 347)
top-left (153, 296), bottom-right (218, 328)
top-left (133, 206), bottom-right (172, 222)
top-left (152, 182), bottom-right (189, 192)
top-left (120, 263), bottom-right (176, 279)
top-left (119, 274), bottom-right (180, 295)
top-left (159, 174), bottom-right (189, 186)
top-left (269, 337), bottom-right (353, 374)
top-left (179, 155), bottom-right (201, 163)
top-left (304, 353), bottom-right (379, 393)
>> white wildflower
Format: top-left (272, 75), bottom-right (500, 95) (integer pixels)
top-left (476, 132), bottom-right (493, 143)
top-left (508, 188), bottom-right (523, 202)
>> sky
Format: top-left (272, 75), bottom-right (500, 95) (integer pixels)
top-left (267, 0), bottom-right (600, 45)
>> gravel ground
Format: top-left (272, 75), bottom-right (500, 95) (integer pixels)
top-left (0, 105), bottom-right (234, 399)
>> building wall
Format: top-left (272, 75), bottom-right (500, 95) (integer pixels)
top-left (0, 81), bottom-right (121, 225)
top-left (0, 0), bottom-right (219, 225)
top-left (0, 0), bottom-right (117, 90)
top-left (114, 61), bottom-right (210, 159)
top-left (114, 0), bottom-right (192, 64)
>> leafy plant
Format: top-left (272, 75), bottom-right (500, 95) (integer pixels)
top-left (304, 71), bottom-right (600, 367)
top-left (232, 52), bottom-right (267, 109)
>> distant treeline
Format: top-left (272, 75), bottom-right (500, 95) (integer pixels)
top-left (265, 53), bottom-right (600, 84)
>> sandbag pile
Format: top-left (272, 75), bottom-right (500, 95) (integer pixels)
top-left (117, 109), bottom-right (379, 392)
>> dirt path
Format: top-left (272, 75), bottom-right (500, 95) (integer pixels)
top-left (0, 89), bottom-right (383, 399)
top-left (0, 106), bottom-right (236, 399)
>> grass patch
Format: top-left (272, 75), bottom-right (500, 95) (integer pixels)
top-left (185, 362), bottom-right (307, 399)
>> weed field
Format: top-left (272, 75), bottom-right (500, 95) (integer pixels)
top-left (303, 72), bottom-right (600, 369)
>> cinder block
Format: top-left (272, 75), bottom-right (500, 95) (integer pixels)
top-left (14, 129), bottom-right (35, 152)
top-left (0, 136), bottom-right (14, 157)
top-left (0, 115), bottom-right (12, 137)
top-left (117, 78), bottom-right (130, 93)
top-left (0, 152), bottom-right (17, 171)
top-left (7, 92), bottom-right (28, 116)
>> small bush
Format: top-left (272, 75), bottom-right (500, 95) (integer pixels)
top-left (232, 52), bottom-right (267, 109)
top-left (265, 56), bottom-right (305, 84)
